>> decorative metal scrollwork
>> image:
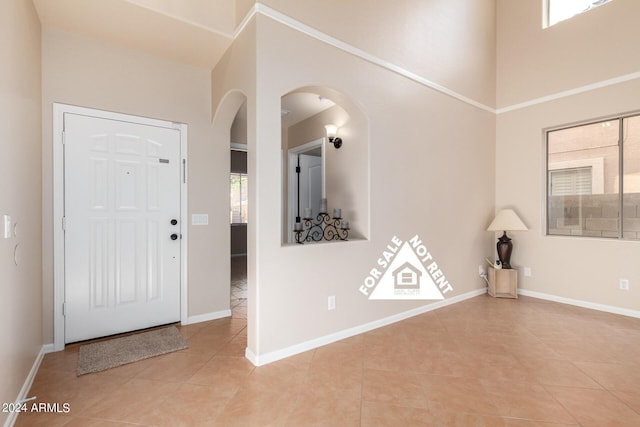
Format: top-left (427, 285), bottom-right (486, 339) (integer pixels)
top-left (294, 213), bottom-right (349, 244)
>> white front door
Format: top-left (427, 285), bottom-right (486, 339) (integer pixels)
top-left (64, 113), bottom-right (182, 343)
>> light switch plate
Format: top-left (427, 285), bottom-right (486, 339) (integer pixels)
top-left (191, 214), bottom-right (209, 226)
top-left (3, 215), bottom-right (11, 239)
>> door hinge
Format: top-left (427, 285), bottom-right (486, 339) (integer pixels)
top-left (295, 166), bottom-right (301, 173)
top-left (62, 302), bottom-right (67, 317)
top-left (62, 131), bottom-right (66, 145)
top-left (62, 217), bottom-right (66, 230)
top-left (182, 159), bottom-right (186, 184)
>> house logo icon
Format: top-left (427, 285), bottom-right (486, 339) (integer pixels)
top-left (393, 262), bottom-right (421, 290)
top-left (361, 235), bottom-right (452, 301)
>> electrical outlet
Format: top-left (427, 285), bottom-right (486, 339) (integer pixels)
top-left (328, 295), bottom-right (336, 310)
top-left (524, 267), bottom-right (532, 277)
top-left (619, 279), bottom-right (629, 290)
top-left (478, 265), bottom-right (486, 277)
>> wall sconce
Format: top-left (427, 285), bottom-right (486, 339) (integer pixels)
top-left (325, 124), bottom-right (342, 149)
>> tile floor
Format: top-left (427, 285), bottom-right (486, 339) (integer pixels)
top-left (16, 259), bottom-right (640, 426)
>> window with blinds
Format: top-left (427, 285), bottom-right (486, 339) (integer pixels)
top-left (546, 113), bottom-right (640, 239)
top-left (549, 167), bottom-right (593, 196)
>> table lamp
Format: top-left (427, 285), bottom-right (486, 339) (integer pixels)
top-left (487, 209), bottom-right (528, 269)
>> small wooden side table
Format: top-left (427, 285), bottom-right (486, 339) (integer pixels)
top-left (488, 266), bottom-right (518, 298)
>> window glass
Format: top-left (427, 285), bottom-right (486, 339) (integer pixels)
top-left (547, 120), bottom-right (619, 237)
top-left (623, 116), bottom-right (640, 239)
top-left (549, 167), bottom-right (593, 196)
top-left (548, 0), bottom-right (612, 27)
top-left (230, 173), bottom-right (248, 224)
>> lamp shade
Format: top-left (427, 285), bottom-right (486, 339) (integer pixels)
top-left (487, 209), bottom-right (528, 232)
top-left (324, 124), bottom-right (338, 139)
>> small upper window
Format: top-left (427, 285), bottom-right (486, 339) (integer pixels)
top-left (547, 0), bottom-right (612, 27)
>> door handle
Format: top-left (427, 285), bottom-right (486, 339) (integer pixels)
top-left (170, 233), bottom-right (178, 240)
top-left (171, 219), bottom-right (178, 225)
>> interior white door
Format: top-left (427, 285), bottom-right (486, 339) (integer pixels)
top-left (64, 113), bottom-right (181, 343)
top-left (299, 154), bottom-right (323, 218)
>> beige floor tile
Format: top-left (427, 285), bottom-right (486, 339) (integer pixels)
top-left (131, 382), bottom-right (236, 426)
top-left (362, 368), bottom-right (429, 409)
top-left (610, 389), bottom-right (640, 414)
top-left (23, 287), bottom-right (640, 426)
top-left (284, 386), bottom-right (361, 427)
top-left (362, 343), bottom-right (416, 371)
top-left (410, 334), bottom-right (460, 355)
top-left (481, 379), bottom-right (577, 424)
top-left (421, 374), bottom-right (501, 416)
top-left (241, 355), bottom-right (311, 396)
top-left (187, 355), bottom-right (255, 388)
top-left (212, 386), bottom-right (299, 427)
top-left (312, 339), bottom-right (364, 368)
top-left (573, 360), bottom-right (640, 392)
top-left (14, 412), bottom-right (74, 427)
top-left (27, 371), bottom-right (129, 416)
top-left (77, 378), bottom-right (178, 422)
top-left (540, 338), bottom-right (615, 363)
top-left (503, 419), bottom-right (580, 426)
top-left (38, 348), bottom-right (80, 374)
top-left (517, 357), bottom-right (602, 388)
top-left (428, 408), bottom-right (510, 427)
top-left (360, 401), bottom-right (437, 426)
top-left (216, 334), bottom-right (249, 357)
top-left (133, 351), bottom-right (211, 383)
top-left (305, 361), bottom-right (362, 396)
top-left (546, 385), bottom-right (640, 427)
top-left (58, 417), bottom-right (146, 426)
top-left (181, 331), bottom-right (233, 356)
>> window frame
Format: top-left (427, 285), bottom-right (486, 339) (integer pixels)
top-left (230, 172), bottom-right (248, 225)
top-left (545, 112), bottom-right (640, 240)
top-left (545, 0), bottom-right (613, 28)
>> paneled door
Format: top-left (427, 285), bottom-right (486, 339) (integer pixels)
top-left (64, 113), bottom-right (182, 343)
top-left (299, 153), bottom-right (323, 219)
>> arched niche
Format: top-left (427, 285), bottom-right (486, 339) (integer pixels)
top-left (281, 86), bottom-right (369, 244)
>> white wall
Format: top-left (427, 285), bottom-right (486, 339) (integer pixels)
top-left (0, 0), bottom-right (42, 422)
top-left (211, 18), bottom-right (257, 354)
top-left (232, 8), bottom-right (496, 358)
top-left (262, 0), bottom-right (496, 108)
top-left (496, 0), bottom-right (640, 311)
top-left (41, 27), bottom-right (231, 343)
top-left (497, 0), bottom-right (640, 108)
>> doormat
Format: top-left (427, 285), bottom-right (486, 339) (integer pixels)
top-left (77, 326), bottom-right (188, 376)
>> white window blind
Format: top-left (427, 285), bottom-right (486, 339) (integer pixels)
top-left (550, 167), bottom-right (593, 196)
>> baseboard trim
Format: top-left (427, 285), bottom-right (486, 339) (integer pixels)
top-left (519, 288), bottom-right (640, 318)
top-left (246, 287), bottom-right (487, 367)
top-left (3, 344), bottom-right (50, 427)
top-left (186, 309), bottom-right (232, 325)
top-left (245, 347), bottom-right (259, 366)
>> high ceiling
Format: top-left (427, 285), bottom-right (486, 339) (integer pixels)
top-left (33, 0), bottom-right (339, 128)
top-left (32, 0), bottom-right (235, 69)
